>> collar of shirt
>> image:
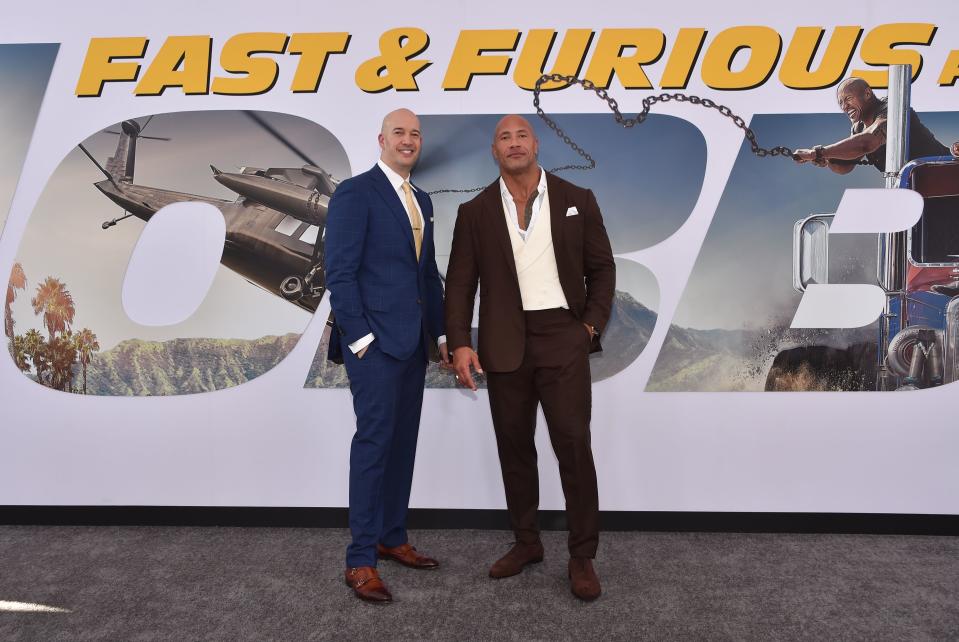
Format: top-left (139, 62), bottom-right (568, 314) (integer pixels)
top-left (499, 167), bottom-right (547, 241)
top-left (378, 159), bottom-right (418, 193)
top-left (377, 159), bottom-right (419, 219)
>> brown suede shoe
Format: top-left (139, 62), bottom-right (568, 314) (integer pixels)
top-left (377, 543), bottom-right (439, 570)
top-left (489, 541), bottom-right (545, 578)
top-left (344, 566), bottom-right (392, 603)
top-left (568, 557), bottom-right (601, 601)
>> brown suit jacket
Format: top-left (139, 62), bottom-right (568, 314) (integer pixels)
top-left (444, 172), bottom-right (616, 373)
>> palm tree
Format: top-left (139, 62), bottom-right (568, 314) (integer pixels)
top-left (47, 331), bottom-right (77, 391)
top-left (5, 262), bottom-right (26, 339)
top-left (31, 276), bottom-right (75, 340)
top-left (9, 334), bottom-right (30, 372)
top-left (22, 327), bottom-right (49, 384)
top-left (74, 328), bottom-right (100, 394)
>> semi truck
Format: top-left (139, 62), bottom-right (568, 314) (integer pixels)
top-left (786, 65), bottom-right (959, 391)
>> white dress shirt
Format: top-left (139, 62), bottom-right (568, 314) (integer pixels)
top-left (499, 168), bottom-right (568, 310)
top-left (348, 161), bottom-right (446, 355)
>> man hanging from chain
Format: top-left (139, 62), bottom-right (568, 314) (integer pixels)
top-left (793, 77), bottom-right (953, 174)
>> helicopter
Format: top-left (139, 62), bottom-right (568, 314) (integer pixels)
top-left (77, 111), bottom-right (338, 313)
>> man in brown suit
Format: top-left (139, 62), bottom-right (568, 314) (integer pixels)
top-left (444, 114), bottom-right (615, 601)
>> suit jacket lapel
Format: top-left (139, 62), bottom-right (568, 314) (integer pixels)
top-left (369, 164), bottom-right (416, 257)
top-left (483, 180), bottom-right (519, 284)
top-left (545, 172), bottom-right (575, 295)
top-left (545, 172), bottom-right (566, 258)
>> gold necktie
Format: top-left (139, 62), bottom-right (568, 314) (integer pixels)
top-left (401, 180), bottom-right (423, 259)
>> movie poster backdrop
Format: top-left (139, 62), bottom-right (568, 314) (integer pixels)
top-left (1, 2), bottom-right (958, 512)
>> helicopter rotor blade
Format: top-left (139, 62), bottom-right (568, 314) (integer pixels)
top-left (104, 131), bottom-right (170, 141)
top-left (136, 115), bottom-right (171, 140)
top-left (243, 110), bottom-right (318, 167)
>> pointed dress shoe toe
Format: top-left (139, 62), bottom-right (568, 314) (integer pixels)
top-left (345, 566), bottom-right (393, 603)
top-left (489, 541), bottom-right (545, 579)
top-left (377, 543), bottom-right (439, 570)
top-left (568, 557), bottom-right (601, 601)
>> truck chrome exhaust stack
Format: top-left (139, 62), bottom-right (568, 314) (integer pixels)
top-left (877, 64), bottom-right (912, 390)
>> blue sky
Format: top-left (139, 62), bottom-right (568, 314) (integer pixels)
top-left (418, 112), bottom-right (706, 311)
top-left (0, 43), bottom-right (58, 236)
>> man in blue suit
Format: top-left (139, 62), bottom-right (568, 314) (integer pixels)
top-left (325, 108), bottom-right (448, 603)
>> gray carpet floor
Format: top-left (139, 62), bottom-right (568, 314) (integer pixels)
top-left (1, 526), bottom-right (958, 641)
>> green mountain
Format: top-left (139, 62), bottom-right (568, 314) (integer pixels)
top-left (85, 334), bottom-right (301, 396)
top-left (305, 289), bottom-right (659, 389)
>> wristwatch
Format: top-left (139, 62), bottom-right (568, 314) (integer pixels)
top-left (585, 323), bottom-right (598, 338)
top-left (814, 145), bottom-right (825, 162)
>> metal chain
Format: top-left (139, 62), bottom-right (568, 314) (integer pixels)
top-left (427, 72), bottom-right (868, 196)
top-left (533, 72), bottom-right (799, 163)
top-left (427, 185), bottom-right (486, 196)
top-left (533, 73), bottom-right (870, 166)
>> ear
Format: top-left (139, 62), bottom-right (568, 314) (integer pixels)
top-left (378, 132), bottom-right (386, 150)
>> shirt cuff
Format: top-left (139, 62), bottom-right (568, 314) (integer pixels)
top-left (349, 333), bottom-right (374, 354)
top-left (437, 335), bottom-right (447, 347)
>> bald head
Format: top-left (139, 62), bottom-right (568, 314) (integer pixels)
top-left (493, 114), bottom-right (536, 143)
top-left (836, 77), bottom-right (878, 123)
top-left (381, 108), bottom-right (419, 136)
top-left (378, 108), bottom-right (421, 177)
top-left (836, 77), bottom-right (871, 98)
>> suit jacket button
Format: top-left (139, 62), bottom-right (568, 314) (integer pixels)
top-left (417, 298), bottom-right (422, 305)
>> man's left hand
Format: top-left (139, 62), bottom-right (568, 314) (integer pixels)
top-left (952, 141), bottom-right (959, 158)
top-left (583, 323), bottom-right (594, 341)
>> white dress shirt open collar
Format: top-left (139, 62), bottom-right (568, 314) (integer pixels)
top-left (499, 167), bottom-right (547, 242)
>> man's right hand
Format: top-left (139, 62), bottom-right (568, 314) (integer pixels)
top-left (452, 346), bottom-right (483, 391)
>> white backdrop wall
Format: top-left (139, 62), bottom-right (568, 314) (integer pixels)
top-left (1, 0), bottom-right (958, 512)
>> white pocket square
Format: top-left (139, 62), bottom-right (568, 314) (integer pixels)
top-left (566, 206), bottom-right (579, 217)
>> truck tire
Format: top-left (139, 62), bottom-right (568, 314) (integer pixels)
top-left (886, 326), bottom-right (935, 378)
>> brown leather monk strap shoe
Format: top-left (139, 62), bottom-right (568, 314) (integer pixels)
top-left (344, 566), bottom-right (392, 603)
top-left (488, 541), bottom-right (544, 579)
top-left (376, 543), bottom-right (439, 570)
top-left (568, 557), bottom-right (601, 601)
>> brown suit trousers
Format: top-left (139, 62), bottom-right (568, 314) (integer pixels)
top-left (445, 173), bottom-right (615, 558)
top-left (486, 308), bottom-right (599, 557)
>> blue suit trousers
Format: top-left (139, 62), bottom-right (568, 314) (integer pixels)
top-left (342, 335), bottom-right (427, 568)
